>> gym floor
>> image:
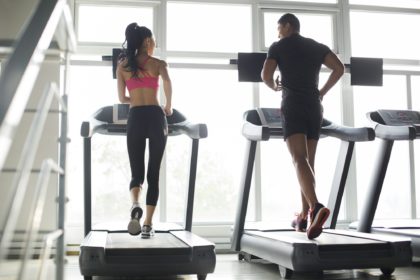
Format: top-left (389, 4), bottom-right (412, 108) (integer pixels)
top-left (64, 254), bottom-right (420, 280)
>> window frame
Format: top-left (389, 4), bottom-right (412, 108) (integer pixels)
top-left (349, 5), bottom-right (420, 62)
top-left (258, 4), bottom-right (339, 52)
top-left (74, 0), bottom-right (161, 55)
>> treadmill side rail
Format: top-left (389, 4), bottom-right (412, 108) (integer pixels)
top-left (80, 231), bottom-right (107, 248)
top-left (171, 230), bottom-right (216, 248)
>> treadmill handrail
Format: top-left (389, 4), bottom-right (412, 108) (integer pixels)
top-left (80, 107), bottom-right (207, 139)
top-left (373, 123), bottom-right (416, 140)
top-left (241, 122), bottom-right (271, 141)
top-left (367, 111), bottom-right (418, 140)
top-left (321, 121), bottom-right (375, 142)
top-left (241, 109), bottom-right (375, 142)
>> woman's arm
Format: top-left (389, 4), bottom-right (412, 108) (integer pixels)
top-left (159, 60), bottom-right (172, 116)
top-left (319, 52), bottom-right (345, 99)
top-left (117, 62), bottom-right (130, 103)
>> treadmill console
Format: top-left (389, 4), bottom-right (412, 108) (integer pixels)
top-left (81, 105), bottom-right (192, 138)
top-left (113, 103), bottom-right (130, 124)
top-left (377, 110), bottom-right (420, 126)
top-left (256, 108), bottom-right (282, 128)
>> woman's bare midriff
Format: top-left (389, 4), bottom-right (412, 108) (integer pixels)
top-left (129, 89), bottom-right (159, 108)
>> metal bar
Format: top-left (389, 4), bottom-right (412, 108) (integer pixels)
top-left (37, 229), bottom-right (63, 280)
top-left (325, 141), bottom-right (354, 229)
top-left (62, 4), bottom-right (77, 52)
top-left (18, 159), bottom-right (63, 280)
top-left (231, 140), bottom-right (258, 252)
top-left (84, 137), bottom-right (92, 236)
top-left (0, 0), bottom-right (66, 171)
top-left (0, 82), bottom-right (58, 262)
top-left (406, 75), bottom-right (417, 219)
top-left (358, 139), bottom-right (394, 233)
top-left (55, 51), bottom-right (70, 280)
top-left (252, 84), bottom-right (262, 222)
top-left (184, 139), bottom-right (199, 232)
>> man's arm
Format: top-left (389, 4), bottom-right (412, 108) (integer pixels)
top-left (319, 52), bottom-right (345, 99)
top-left (261, 58), bottom-right (281, 91)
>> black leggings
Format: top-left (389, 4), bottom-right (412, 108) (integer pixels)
top-left (127, 105), bottom-right (168, 206)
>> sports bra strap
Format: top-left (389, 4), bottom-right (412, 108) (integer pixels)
top-left (139, 56), bottom-right (151, 77)
top-left (140, 56), bottom-right (150, 67)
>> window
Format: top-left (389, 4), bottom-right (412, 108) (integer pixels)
top-left (66, 65), bottom-right (122, 228)
top-left (262, 12), bottom-right (334, 50)
top-left (353, 75), bottom-right (410, 219)
top-left (166, 68), bottom-right (253, 222)
top-left (350, 11), bottom-right (420, 60)
top-left (279, 0), bottom-right (337, 3)
top-left (166, 2), bottom-right (252, 53)
top-left (350, 0), bottom-right (420, 9)
top-left (67, 0), bottom-right (420, 244)
top-left (77, 4), bottom-right (154, 44)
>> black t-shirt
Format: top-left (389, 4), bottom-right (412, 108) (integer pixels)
top-left (267, 33), bottom-right (331, 95)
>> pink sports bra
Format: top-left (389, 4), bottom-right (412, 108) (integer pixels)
top-left (125, 56), bottom-right (159, 91)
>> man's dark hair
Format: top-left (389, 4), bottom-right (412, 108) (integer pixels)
top-left (278, 13), bottom-right (300, 32)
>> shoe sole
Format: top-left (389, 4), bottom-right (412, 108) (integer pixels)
top-left (128, 207), bottom-right (143, 236)
top-left (291, 216), bottom-right (308, 232)
top-left (128, 219), bottom-right (141, 235)
top-left (307, 208), bottom-right (330, 239)
top-left (292, 223), bottom-right (307, 232)
top-left (141, 232), bottom-right (154, 239)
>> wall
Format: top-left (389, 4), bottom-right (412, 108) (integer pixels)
top-left (0, 0), bottom-right (39, 41)
top-left (0, 0), bottom-right (62, 233)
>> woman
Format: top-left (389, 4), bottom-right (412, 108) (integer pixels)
top-left (117, 23), bottom-right (172, 238)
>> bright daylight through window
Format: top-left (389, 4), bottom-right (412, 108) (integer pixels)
top-left (66, 1), bottom-right (420, 244)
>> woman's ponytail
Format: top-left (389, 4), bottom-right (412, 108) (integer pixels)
top-left (122, 22), bottom-right (153, 77)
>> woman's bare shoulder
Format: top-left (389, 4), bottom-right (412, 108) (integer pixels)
top-left (147, 56), bottom-right (165, 66)
top-left (155, 58), bottom-right (168, 68)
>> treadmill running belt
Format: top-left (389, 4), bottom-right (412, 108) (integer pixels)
top-left (107, 232), bottom-right (189, 249)
top-left (247, 230), bottom-right (386, 245)
top-left (104, 233), bottom-right (192, 261)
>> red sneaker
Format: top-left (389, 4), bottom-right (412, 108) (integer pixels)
top-left (307, 203), bottom-right (330, 239)
top-left (291, 213), bottom-right (308, 232)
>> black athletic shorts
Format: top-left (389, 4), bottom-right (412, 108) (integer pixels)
top-left (280, 88), bottom-right (323, 141)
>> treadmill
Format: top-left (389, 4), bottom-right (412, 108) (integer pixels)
top-left (79, 104), bottom-right (216, 280)
top-left (231, 107), bottom-right (412, 279)
top-left (353, 109), bottom-right (420, 258)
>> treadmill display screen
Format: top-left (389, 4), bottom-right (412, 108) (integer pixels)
top-left (238, 53), bottom-right (267, 82)
top-left (350, 57), bottom-right (383, 86)
top-left (256, 108), bottom-right (282, 127)
top-left (377, 110), bottom-right (420, 126)
top-left (112, 48), bottom-right (123, 79)
top-left (112, 103), bottom-right (130, 124)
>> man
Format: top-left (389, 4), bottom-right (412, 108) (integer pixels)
top-left (261, 13), bottom-right (344, 239)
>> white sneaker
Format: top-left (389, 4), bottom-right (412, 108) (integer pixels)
top-left (141, 225), bottom-right (154, 239)
top-left (127, 205), bottom-right (143, 236)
